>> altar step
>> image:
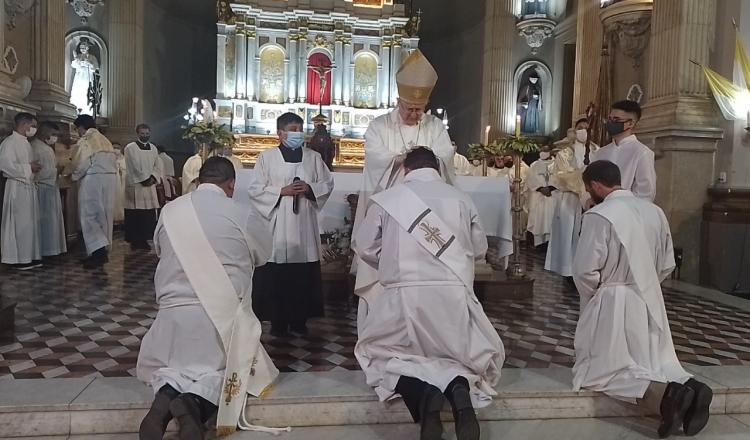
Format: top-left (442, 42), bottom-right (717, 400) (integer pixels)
top-left (2, 366), bottom-right (749, 438)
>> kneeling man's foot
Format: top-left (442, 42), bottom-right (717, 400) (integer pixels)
top-left (446, 377), bottom-right (479, 440)
top-left (658, 382), bottom-right (695, 438)
top-left (683, 379), bottom-right (713, 436)
top-left (419, 384), bottom-right (444, 440)
top-left (169, 394), bottom-right (204, 440)
top-left (139, 385), bottom-right (178, 440)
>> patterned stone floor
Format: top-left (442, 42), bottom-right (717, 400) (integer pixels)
top-left (1, 234), bottom-right (750, 379)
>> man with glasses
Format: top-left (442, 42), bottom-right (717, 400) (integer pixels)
top-left (593, 100), bottom-right (656, 201)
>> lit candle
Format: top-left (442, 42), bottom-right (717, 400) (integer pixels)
top-left (484, 125), bottom-right (491, 145)
top-left (515, 115), bottom-right (521, 137)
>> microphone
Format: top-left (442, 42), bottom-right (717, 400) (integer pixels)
top-left (292, 177), bottom-right (301, 214)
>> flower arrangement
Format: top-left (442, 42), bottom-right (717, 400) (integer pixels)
top-left (182, 121), bottom-right (235, 148)
top-left (466, 142), bottom-right (502, 162)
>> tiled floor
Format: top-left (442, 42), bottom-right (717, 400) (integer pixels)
top-left (1, 234), bottom-right (750, 379)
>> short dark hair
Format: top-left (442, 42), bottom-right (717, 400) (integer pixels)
top-left (277, 112), bottom-right (304, 130)
top-left (611, 100), bottom-right (642, 121)
top-left (14, 112), bottom-right (37, 127)
top-left (37, 121), bottom-right (60, 140)
top-left (199, 156), bottom-right (236, 185)
top-left (74, 114), bottom-right (96, 130)
top-left (574, 117), bottom-right (588, 127)
top-left (582, 160), bottom-right (622, 188)
top-left (136, 123), bottom-right (151, 132)
top-left (404, 147), bottom-right (439, 172)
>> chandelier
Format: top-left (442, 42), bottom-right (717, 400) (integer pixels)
top-left (67, 0), bottom-right (104, 24)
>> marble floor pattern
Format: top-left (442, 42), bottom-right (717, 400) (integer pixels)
top-left (2, 234), bottom-right (750, 379)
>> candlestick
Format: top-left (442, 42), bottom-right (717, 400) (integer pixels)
top-left (515, 115), bottom-right (521, 138)
top-left (484, 125), bottom-right (491, 145)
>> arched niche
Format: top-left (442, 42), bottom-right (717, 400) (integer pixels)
top-left (307, 52), bottom-right (333, 105)
top-left (513, 60), bottom-right (552, 135)
top-left (352, 51), bottom-right (379, 109)
top-left (258, 44), bottom-right (286, 104)
top-left (65, 30), bottom-right (108, 118)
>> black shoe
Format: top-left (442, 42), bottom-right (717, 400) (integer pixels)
top-left (169, 394), bottom-right (204, 440)
top-left (658, 382), bottom-right (695, 438)
top-left (683, 379), bottom-right (713, 436)
top-left (83, 257), bottom-right (105, 269)
top-left (139, 386), bottom-right (178, 440)
top-left (445, 377), bottom-right (480, 440)
top-left (418, 384), bottom-right (444, 440)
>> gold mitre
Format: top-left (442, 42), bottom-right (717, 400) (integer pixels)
top-left (396, 49), bottom-right (438, 106)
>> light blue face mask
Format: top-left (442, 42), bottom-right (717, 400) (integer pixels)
top-left (283, 131), bottom-right (305, 150)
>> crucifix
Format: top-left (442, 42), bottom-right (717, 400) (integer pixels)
top-left (308, 61), bottom-right (335, 125)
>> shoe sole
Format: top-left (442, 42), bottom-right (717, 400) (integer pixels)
top-left (169, 398), bottom-right (203, 440)
top-left (684, 382), bottom-right (713, 436)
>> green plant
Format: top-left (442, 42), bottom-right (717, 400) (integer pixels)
top-left (466, 142), bottom-right (502, 161)
top-left (498, 135), bottom-right (540, 155)
top-left (182, 121), bottom-right (235, 147)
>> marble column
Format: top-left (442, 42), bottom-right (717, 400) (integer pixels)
top-left (334, 37), bottom-right (344, 105)
top-left (637, 0), bottom-right (721, 283)
top-left (235, 28), bottom-right (247, 99)
top-left (298, 35), bottom-right (308, 103)
top-left (216, 25), bottom-right (228, 99)
top-left (381, 43), bottom-right (391, 108)
top-left (572, 0), bottom-right (603, 120)
top-left (480, 0), bottom-right (515, 137)
top-left (108, 0), bottom-right (145, 141)
top-left (246, 31), bottom-right (257, 100)
top-left (390, 42), bottom-right (402, 106)
top-left (28, 0), bottom-right (77, 123)
top-left (342, 39), bottom-right (353, 106)
top-left (289, 36), bottom-right (298, 103)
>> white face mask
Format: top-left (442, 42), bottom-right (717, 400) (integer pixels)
top-left (25, 127), bottom-right (37, 138)
top-left (46, 136), bottom-right (58, 146)
top-left (540, 152), bottom-right (551, 160)
top-left (576, 129), bottom-right (588, 143)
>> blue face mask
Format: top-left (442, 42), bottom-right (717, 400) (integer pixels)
top-left (283, 131), bottom-right (305, 150)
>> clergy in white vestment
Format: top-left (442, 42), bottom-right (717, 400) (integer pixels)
top-left (573, 160), bottom-right (712, 438)
top-left (491, 155), bottom-right (529, 235)
top-left (353, 49), bottom-right (455, 319)
top-left (525, 148), bottom-right (555, 247)
top-left (545, 128), bottom-right (587, 278)
top-left (0, 112), bottom-right (42, 269)
top-left (123, 123), bottom-right (161, 250)
top-left (453, 152), bottom-right (474, 176)
top-left (181, 144), bottom-right (243, 195)
top-left (31, 121), bottom-right (67, 257)
top-left (592, 100), bottom-right (656, 201)
top-left (571, 117), bottom-right (599, 169)
top-left (249, 112), bottom-right (334, 337)
top-left (137, 157), bottom-right (279, 440)
top-left (112, 143), bottom-right (126, 224)
top-left (157, 145), bottom-right (179, 201)
top-left (353, 148), bottom-right (504, 440)
top-left (71, 115), bottom-right (117, 268)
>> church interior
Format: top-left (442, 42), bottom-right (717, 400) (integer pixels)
top-left (1, 0), bottom-right (750, 439)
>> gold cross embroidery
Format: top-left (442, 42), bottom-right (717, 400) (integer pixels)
top-left (223, 372), bottom-right (242, 405)
top-left (418, 221), bottom-right (446, 248)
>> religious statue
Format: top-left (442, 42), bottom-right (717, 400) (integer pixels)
top-left (70, 38), bottom-right (100, 115)
top-left (308, 124), bottom-right (336, 171)
top-left (308, 61), bottom-right (334, 122)
top-left (404, 9), bottom-right (422, 37)
top-left (518, 70), bottom-right (542, 134)
top-left (216, 0), bottom-right (235, 24)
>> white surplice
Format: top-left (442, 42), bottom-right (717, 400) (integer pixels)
top-left (137, 184), bottom-right (275, 410)
top-left (572, 190), bottom-right (690, 401)
top-left (453, 153), bottom-right (474, 176)
top-left (353, 110), bottom-right (455, 309)
top-left (182, 152), bottom-right (244, 194)
top-left (353, 168), bottom-right (505, 407)
top-left (159, 151), bottom-right (179, 200)
top-left (123, 142), bottom-right (161, 210)
top-left (114, 151), bottom-right (126, 222)
top-left (525, 158), bottom-right (555, 246)
top-left (573, 140), bottom-right (598, 170)
top-left (0, 132), bottom-right (41, 264)
top-left (545, 147), bottom-right (584, 277)
top-left (592, 135), bottom-right (656, 201)
top-left (248, 147), bottom-right (333, 263)
top-left (31, 139), bottom-right (66, 256)
top-left (71, 129), bottom-right (117, 254)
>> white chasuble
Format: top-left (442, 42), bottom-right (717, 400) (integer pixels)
top-left (0, 132), bottom-right (40, 264)
top-left (31, 139), bottom-right (67, 256)
top-left (123, 142), bottom-right (161, 210)
top-left (525, 158), bottom-right (555, 246)
top-left (572, 190), bottom-right (690, 401)
top-left (248, 147), bottom-right (333, 264)
top-left (545, 147), bottom-right (584, 277)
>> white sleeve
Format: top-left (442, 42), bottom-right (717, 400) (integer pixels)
top-left (632, 150), bottom-right (656, 201)
top-left (308, 153), bottom-right (334, 211)
top-left (573, 213), bottom-right (611, 305)
top-left (351, 202), bottom-right (385, 270)
top-left (0, 141), bottom-right (32, 181)
top-left (247, 152), bottom-right (282, 219)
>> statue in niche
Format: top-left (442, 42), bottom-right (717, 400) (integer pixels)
top-left (70, 38), bottom-right (100, 116)
top-left (517, 69), bottom-right (542, 134)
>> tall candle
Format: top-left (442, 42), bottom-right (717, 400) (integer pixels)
top-left (484, 125), bottom-right (491, 145)
top-left (515, 115), bottom-right (521, 137)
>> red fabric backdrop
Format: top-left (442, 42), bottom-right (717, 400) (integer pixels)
top-left (307, 52), bottom-right (332, 106)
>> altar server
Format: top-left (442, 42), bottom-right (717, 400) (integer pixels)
top-left (453, 152), bottom-right (474, 176)
top-left (31, 121), bottom-right (66, 257)
top-left (353, 148), bottom-right (504, 440)
top-left (592, 100), bottom-right (656, 201)
top-left (157, 145), bottom-right (179, 201)
top-left (0, 112), bottom-right (41, 269)
top-left (573, 160), bottom-right (711, 438)
top-left (123, 123), bottom-right (161, 250)
top-left (182, 143), bottom-right (243, 194)
top-left (525, 147), bottom-right (555, 246)
top-left (353, 49), bottom-right (455, 316)
top-left (112, 143), bottom-right (126, 224)
top-left (249, 112), bottom-right (333, 336)
top-left (71, 115), bottom-right (117, 268)
top-left (137, 157), bottom-right (278, 440)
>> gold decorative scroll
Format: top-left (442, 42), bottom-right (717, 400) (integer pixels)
top-left (233, 134), bottom-right (365, 169)
top-left (352, 0), bottom-right (385, 8)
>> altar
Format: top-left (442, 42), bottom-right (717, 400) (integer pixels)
top-left (233, 170), bottom-right (514, 260)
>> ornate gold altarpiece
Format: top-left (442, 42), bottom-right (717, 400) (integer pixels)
top-left (233, 133), bottom-right (365, 169)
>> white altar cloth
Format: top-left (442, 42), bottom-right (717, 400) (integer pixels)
top-left (234, 170), bottom-right (513, 259)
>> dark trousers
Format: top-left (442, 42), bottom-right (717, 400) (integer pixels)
top-left (396, 375), bottom-right (470, 423)
top-left (124, 208), bottom-right (157, 244)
